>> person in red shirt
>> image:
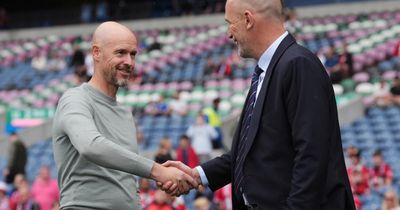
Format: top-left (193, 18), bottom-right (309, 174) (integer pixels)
top-left (214, 184), bottom-right (232, 210)
top-left (175, 135), bottom-right (199, 169)
top-left (370, 150), bottom-right (393, 190)
top-left (347, 150), bottom-right (370, 195)
top-left (393, 40), bottom-right (400, 57)
top-left (31, 165), bottom-right (59, 210)
top-left (139, 178), bottom-right (155, 208)
top-left (144, 189), bottom-right (174, 210)
top-left (175, 135), bottom-right (199, 210)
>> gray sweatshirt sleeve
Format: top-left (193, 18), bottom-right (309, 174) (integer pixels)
top-left (57, 92), bottom-right (154, 178)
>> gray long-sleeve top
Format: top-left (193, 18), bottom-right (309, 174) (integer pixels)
top-left (52, 83), bottom-right (154, 210)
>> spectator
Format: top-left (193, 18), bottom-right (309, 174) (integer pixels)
top-left (370, 150), bottom-right (393, 190)
top-left (51, 203), bottom-right (59, 210)
top-left (9, 174), bottom-right (29, 210)
top-left (193, 196), bottom-right (214, 210)
top-left (139, 178), bottom-right (155, 208)
top-left (31, 52), bottom-right (48, 73)
top-left (203, 98), bottom-right (223, 149)
top-left (393, 40), bottom-right (400, 57)
top-left (284, 8), bottom-right (302, 35)
top-left (214, 184), bottom-right (232, 210)
top-left (347, 150), bottom-right (370, 195)
top-left (176, 135), bottom-right (199, 210)
top-left (84, 50), bottom-right (94, 81)
top-left (324, 45), bottom-right (342, 83)
top-left (3, 133), bottom-right (27, 184)
top-left (389, 77), bottom-right (400, 105)
top-left (154, 137), bottom-right (173, 164)
top-left (186, 114), bottom-right (218, 163)
top-left (69, 44), bottom-right (85, 69)
top-left (31, 166), bottom-right (59, 210)
top-left (338, 42), bottom-right (354, 78)
top-left (381, 191), bottom-right (400, 210)
top-left (214, 55), bottom-right (232, 79)
top-left (144, 189), bottom-right (174, 210)
top-left (0, 181), bottom-right (9, 210)
top-left (15, 186), bottom-right (40, 210)
top-left (169, 92), bottom-right (188, 117)
top-left (345, 145), bottom-right (358, 167)
top-left (46, 50), bottom-right (66, 72)
top-left (353, 195), bottom-right (362, 210)
top-left (146, 95), bottom-right (170, 116)
top-left (70, 44), bottom-right (86, 83)
top-left (373, 80), bottom-right (391, 107)
top-left (147, 40), bottom-right (162, 52)
top-left (175, 135), bottom-right (199, 168)
top-left (203, 58), bottom-right (217, 81)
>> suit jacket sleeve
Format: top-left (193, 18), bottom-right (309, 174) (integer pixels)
top-left (200, 151), bottom-right (232, 191)
top-left (283, 56), bottom-right (333, 209)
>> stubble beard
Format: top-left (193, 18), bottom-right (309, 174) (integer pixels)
top-left (105, 67), bottom-right (130, 88)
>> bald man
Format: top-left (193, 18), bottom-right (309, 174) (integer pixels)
top-left (162, 0), bottom-right (356, 209)
top-left (52, 22), bottom-right (197, 210)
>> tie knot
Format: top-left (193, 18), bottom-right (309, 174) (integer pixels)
top-left (254, 66), bottom-right (263, 77)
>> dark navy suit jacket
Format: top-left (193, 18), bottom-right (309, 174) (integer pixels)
top-left (201, 34), bottom-right (356, 210)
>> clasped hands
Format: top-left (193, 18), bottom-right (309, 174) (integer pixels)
top-left (151, 161), bottom-right (202, 196)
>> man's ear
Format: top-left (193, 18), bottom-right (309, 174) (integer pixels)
top-left (244, 10), bottom-right (255, 30)
top-left (92, 45), bottom-right (101, 62)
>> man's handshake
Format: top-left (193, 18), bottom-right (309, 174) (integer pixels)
top-left (150, 161), bottom-right (202, 196)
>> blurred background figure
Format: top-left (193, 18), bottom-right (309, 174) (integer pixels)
top-left (381, 191), bottom-right (400, 210)
top-left (144, 189), bottom-right (174, 210)
top-left (31, 165), bottom-right (59, 210)
top-left (154, 137), bottom-right (174, 164)
top-left (15, 186), bottom-right (40, 210)
top-left (0, 181), bottom-right (9, 210)
top-left (169, 92), bottom-right (188, 117)
top-left (69, 44), bottom-right (86, 83)
top-left (186, 114), bottom-right (217, 163)
top-left (31, 51), bottom-right (48, 73)
top-left (347, 149), bottom-right (370, 196)
top-left (9, 174), bottom-right (29, 210)
top-left (4, 133), bottom-right (27, 185)
top-left (203, 98), bottom-right (223, 149)
top-left (46, 50), bottom-right (66, 72)
top-left (139, 178), bottom-right (155, 208)
top-left (175, 135), bottom-right (199, 169)
top-left (284, 8), bottom-right (302, 35)
top-left (193, 196), bottom-right (214, 210)
top-left (370, 150), bottom-right (393, 191)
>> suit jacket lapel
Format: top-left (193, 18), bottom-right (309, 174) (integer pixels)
top-left (241, 34), bottom-right (296, 160)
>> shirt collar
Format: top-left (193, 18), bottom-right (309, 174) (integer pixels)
top-left (257, 31), bottom-right (288, 72)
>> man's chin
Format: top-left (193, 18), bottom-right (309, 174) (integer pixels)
top-left (116, 80), bottom-right (129, 88)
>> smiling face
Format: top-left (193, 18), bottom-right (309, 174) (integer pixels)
top-left (92, 22), bottom-right (138, 89)
top-left (225, 0), bottom-right (252, 58)
top-left (98, 35), bottom-right (137, 88)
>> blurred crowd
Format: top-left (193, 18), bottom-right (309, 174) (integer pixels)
top-left (345, 146), bottom-right (400, 210)
top-left (1, 168), bottom-right (59, 210)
